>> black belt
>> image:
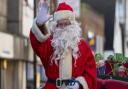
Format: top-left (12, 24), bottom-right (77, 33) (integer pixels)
top-left (48, 78), bottom-right (77, 88)
top-left (48, 78), bottom-right (57, 84)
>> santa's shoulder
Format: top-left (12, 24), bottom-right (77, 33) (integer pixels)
top-left (79, 38), bottom-right (90, 48)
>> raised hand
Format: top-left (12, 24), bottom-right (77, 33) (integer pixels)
top-left (36, 0), bottom-right (50, 25)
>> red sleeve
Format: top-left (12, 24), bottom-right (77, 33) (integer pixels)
top-left (29, 30), bottom-right (51, 64)
top-left (81, 39), bottom-right (97, 89)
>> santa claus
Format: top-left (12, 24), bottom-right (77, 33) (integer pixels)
top-left (30, 1), bottom-right (97, 89)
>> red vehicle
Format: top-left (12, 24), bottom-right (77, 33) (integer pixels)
top-left (97, 79), bottom-right (128, 89)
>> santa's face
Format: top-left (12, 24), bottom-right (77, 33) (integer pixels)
top-left (56, 19), bottom-right (71, 29)
top-left (49, 19), bottom-right (81, 64)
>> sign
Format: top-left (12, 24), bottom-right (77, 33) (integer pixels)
top-left (0, 32), bottom-right (14, 58)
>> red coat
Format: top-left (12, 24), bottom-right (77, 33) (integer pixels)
top-left (30, 31), bottom-right (97, 89)
top-left (105, 61), bottom-right (114, 76)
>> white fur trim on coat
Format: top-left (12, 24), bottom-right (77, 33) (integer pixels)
top-left (59, 49), bottom-right (72, 79)
top-left (76, 76), bottom-right (89, 89)
top-left (54, 10), bottom-right (75, 21)
top-left (31, 19), bottom-right (50, 42)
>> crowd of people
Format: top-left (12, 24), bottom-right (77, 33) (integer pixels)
top-left (95, 53), bottom-right (128, 79)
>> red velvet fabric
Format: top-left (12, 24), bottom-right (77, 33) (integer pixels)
top-left (57, 2), bottom-right (73, 12)
top-left (105, 61), bottom-right (114, 75)
top-left (106, 79), bottom-right (128, 89)
top-left (124, 63), bottom-right (128, 68)
top-left (97, 79), bottom-right (128, 89)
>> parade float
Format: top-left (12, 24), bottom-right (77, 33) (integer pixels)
top-left (95, 53), bottom-right (128, 89)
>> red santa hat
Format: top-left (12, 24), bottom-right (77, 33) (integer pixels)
top-left (53, 2), bottom-right (75, 21)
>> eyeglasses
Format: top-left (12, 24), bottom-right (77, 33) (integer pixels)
top-left (56, 20), bottom-right (71, 29)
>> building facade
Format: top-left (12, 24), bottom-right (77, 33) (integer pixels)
top-left (0, 0), bottom-right (43, 89)
top-left (0, 0), bottom-right (82, 89)
top-left (80, 3), bottom-right (104, 53)
top-left (115, 0), bottom-right (128, 56)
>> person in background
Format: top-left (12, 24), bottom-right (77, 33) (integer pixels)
top-left (30, 0), bottom-right (97, 89)
top-left (105, 56), bottom-right (114, 76)
top-left (117, 64), bottom-right (126, 77)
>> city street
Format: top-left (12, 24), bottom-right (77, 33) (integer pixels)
top-left (0, 0), bottom-right (128, 89)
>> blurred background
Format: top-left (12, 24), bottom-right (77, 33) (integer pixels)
top-left (0, 0), bottom-right (128, 89)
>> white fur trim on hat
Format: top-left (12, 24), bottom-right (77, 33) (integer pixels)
top-left (31, 19), bottom-right (50, 42)
top-left (54, 10), bottom-right (75, 21)
top-left (76, 76), bottom-right (89, 89)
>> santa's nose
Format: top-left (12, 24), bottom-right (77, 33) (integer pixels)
top-left (57, 20), bottom-right (71, 29)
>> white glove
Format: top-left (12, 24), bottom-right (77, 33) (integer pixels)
top-left (36, 1), bottom-right (50, 25)
top-left (66, 81), bottom-right (79, 89)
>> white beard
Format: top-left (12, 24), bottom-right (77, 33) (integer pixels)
top-left (49, 21), bottom-right (82, 64)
